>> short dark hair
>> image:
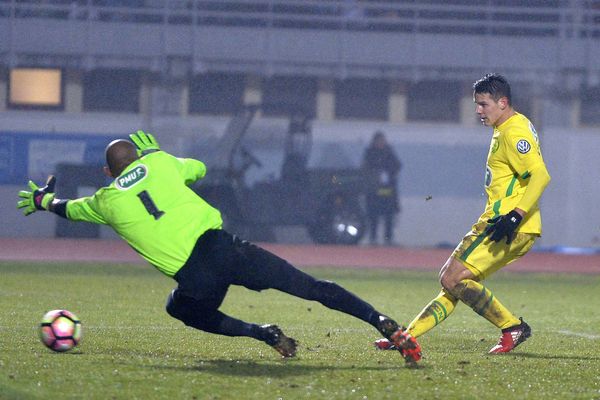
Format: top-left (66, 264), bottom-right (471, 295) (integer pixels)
top-left (473, 73), bottom-right (512, 105)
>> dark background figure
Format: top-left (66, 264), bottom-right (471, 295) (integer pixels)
top-left (362, 131), bottom-right (401, 245)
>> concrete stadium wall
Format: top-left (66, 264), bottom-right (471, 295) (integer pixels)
top-left (1, 111), bottom-right (598, 249)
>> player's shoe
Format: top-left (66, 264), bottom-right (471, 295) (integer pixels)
top-left (488, 318), bottom-right (531, 354)
top-left (260, 324), bottom-right (298, 358)
top-left (376, 316), bottom-right (422, 365)
top-left (374, 338), bottom-right (395, 351)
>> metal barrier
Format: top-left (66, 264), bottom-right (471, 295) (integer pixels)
top-left (1, 1), bottom-right (599, 83)
top-left (1, 0), bottom-right (599, 38)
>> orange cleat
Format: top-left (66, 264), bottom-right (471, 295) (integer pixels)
top-left (489, 318), bottom-right (531, 354)
top-left (376, 316), bottom-right (422, 365)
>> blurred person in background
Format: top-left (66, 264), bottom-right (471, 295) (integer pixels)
top-left (362, 131), bottom-right (401, 246)
top-left (374, 73), bottom-right (551, 354)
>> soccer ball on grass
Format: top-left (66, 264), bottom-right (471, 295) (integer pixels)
top-left (40, 309), bottom-right (82, 352)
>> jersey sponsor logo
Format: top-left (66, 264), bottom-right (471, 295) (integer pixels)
top-left (516, 140), bottom-right (531, 154)
top-left (115, 165), bottom-right (147, 190)
top-left (485, 166), bottom-right (492, 187)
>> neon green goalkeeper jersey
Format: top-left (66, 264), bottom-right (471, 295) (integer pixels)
top-left (66, 151), bottom-right (223, 277)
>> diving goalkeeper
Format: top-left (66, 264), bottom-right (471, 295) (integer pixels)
top-left (17, 131), bottom-right (421, 364)
top-left (376, 73), bottom-right (551, 354)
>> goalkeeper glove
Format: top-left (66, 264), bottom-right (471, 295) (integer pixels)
top-left (484, 210), bottom-right (523, 245)
top-left (129, 130), bottom-right (160, 156)
top-left (17, 175), bottom-right (56, 216)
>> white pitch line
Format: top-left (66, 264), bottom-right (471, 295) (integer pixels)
top-left (557, 330), bottom-right (600, 340)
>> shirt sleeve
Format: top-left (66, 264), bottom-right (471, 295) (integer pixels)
top-left (503, 126), bottom-right (545, 177)
top-left (516, 163), bottom-right (551, 212)
top-left (175, 157), bottom-right (207, 186)
top-left (503, 125), bottom-right (551, 213)
top-left (66, 195), bottom-right (108, 224)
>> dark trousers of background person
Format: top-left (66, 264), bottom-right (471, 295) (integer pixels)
top-left (366, 190), bottom-right (398, 245)
top-left (368, 212), bottom-right (395, 245)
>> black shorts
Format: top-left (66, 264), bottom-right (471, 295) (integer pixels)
top-left (172, 229), bottom-right (316, 308)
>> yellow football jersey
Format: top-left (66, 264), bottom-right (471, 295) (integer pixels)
top-left (477, 112), bottom-right (547, 235)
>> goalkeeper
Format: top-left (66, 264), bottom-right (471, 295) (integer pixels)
top-left (375, 74), bottom-right (551, 354)
top-left (17, 130), bottom-right (421, 364)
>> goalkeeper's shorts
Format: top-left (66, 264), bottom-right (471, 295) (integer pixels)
top-left (451, 220), bottom-right (538, 280)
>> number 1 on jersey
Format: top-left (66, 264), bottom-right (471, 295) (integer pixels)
top-left (137, 190), bottom-right (165, 220)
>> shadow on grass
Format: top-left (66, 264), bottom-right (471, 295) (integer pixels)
top-left (146, 358), bottom-right (425, 377)
top-left (509, 352), bottom-right (600, 361)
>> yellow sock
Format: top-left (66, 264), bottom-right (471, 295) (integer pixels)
top-left (452, 279), bottom-right (520, 329)
top-left (407, 289), bottom-right (458, 338)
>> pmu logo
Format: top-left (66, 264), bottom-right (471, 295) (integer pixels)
top-left (516, 140), bottom-right (531, 154)
top-left (115, 165), bottom-right (147, 190)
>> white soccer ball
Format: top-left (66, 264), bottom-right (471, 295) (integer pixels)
top-left (40, 309), bottom-right (82, 352)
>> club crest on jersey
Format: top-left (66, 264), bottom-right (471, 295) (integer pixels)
top-left (516, 140), bottom-right (531, 154)
top-left (491, 138), bottom-right (499, 153)
top-left (115, 165), bottom-right (147, 190)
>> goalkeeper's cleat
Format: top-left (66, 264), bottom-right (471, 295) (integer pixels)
top-left (488, 317), bottom-right (531, 354)
top-left (260, 324), bottom-right (297, 358)
top-left (376, 316), bottom-right (422, 365)
top-left (374, 338), bottom-right (395, 351)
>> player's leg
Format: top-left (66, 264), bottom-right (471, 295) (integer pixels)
top-left (406, 289), bottom-right (458, 337)
top-left (376, 229), bottom-right (535, 352)
top-left (168, 235), bottom-right (298, 357)
top-left (444, 230), bottom-right (537, 353)
top-left (403, 256), bottom-right (460, 337)
top-left (375, 289), bottom-right (458, 350)
top-left (165, 288), bottom-right (297, 357)
top-left (440, 257), bottom-right (520, 329)
top-left (228, 233), bottom-right (421, 363)
top-left (374, 257), bottom-right (459, 351)
top-left (231, 236), bottom-right (380, 323)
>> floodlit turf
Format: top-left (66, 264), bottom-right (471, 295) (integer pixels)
top-left (1, 261), bottom-right (599, 399)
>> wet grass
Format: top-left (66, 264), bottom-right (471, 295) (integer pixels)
top-left (1, 262), bottom-right (599, 399)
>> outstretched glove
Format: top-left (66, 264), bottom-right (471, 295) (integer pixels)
top-left (484, 210), bottom-right (523, 244)
top-left (17, 175), bottom-right (56, 216)
top-left (129, 130), bottom-right (160, 156)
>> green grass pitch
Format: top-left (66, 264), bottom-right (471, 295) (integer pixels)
top-left (1, 261), bottom-right (599, 399)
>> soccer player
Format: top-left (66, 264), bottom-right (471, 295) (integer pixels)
top-left (17, 131), bottom-right (421, 364)
top-left (375, 73), bottom-right (551, 354)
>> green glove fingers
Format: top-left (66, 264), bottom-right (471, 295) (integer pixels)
top-left (129, 130), bottom-right (160, 156)
top-left (17, 180), bottom-right (41, 215)
top-left (16, 176), bottom-right (57, 216)
top-left (17, 188), bottom-right (36, 216)
top-left (28, 179), bottom-right (40, 192)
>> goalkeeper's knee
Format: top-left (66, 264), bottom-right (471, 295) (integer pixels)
top-left (165, 289), bottom-right (221, 331)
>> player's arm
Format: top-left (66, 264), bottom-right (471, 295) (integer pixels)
top-left (17, 175), bottom-right (107, 224)
top-left (486, 130), bottom-right (551, 244)
top-left (485, 163), bottom-right (551, 244)
top-left (177, 157), bottom-right (207, 185)
top-left (514, 162), bottom-right (551, 215)
top-left (129, 129), bottom-right (206, 185)
top-left (17, 175), bottom-right (65, 217)
top-left (60, 196), bottom-right (107, 224)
